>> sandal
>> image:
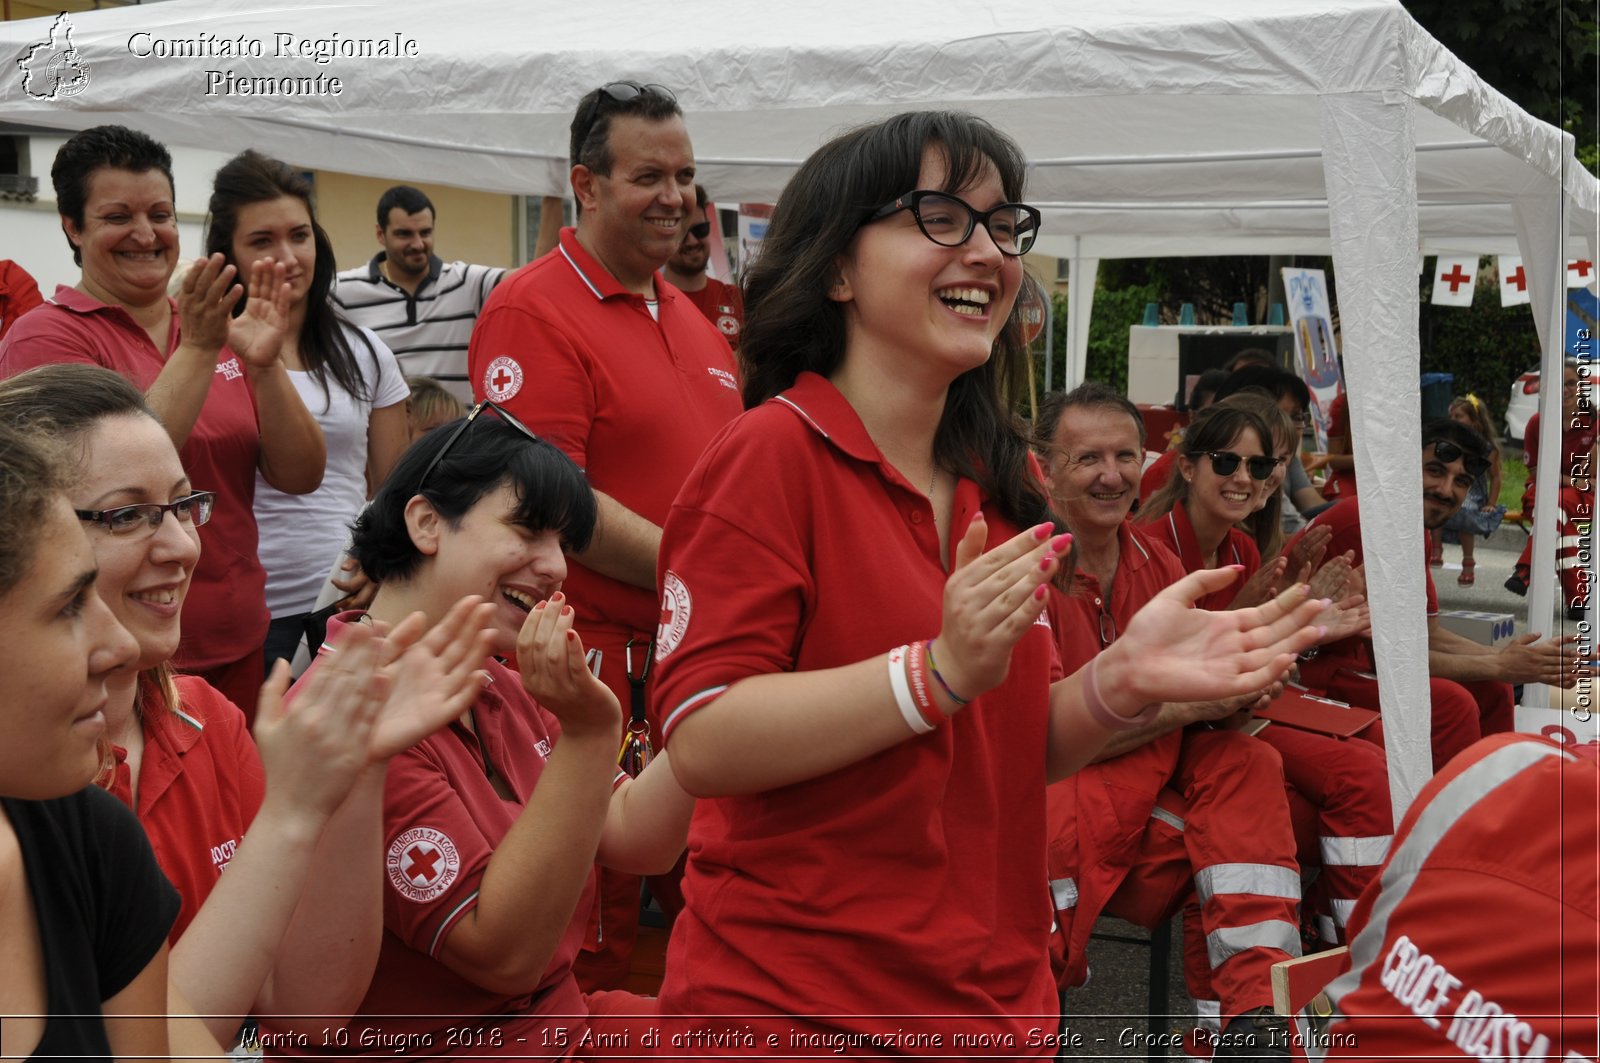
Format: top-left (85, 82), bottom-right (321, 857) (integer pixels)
top-left (1429, 539), bottom-right (1444, 566)
top-left (1458, 558), bottom-right (1475, 585)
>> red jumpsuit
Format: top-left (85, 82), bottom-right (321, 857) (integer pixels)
top-left (1046, 521), bottom-right (1302, 1025)
top-left (1287, 498), bottom-right (1514, 770)
top-left (1146, 503), bottom-right (1394, 949)
top-left (1320, 733), bottom-right (1598, 1061)
top-left (1512, 410), bottom-right (1595, 611)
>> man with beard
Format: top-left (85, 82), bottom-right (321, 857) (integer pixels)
top-left (660, 184), bottom-right (743, 348)
top-left (1289, 419), bottom-right (1583, 766)
top-left (334, 186), bottom-right (505, 400)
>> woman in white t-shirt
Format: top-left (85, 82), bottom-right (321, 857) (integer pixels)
top-left (206, 151), bottom-right (410, 669)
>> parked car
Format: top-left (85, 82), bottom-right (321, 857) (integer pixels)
top-left (1506, 368), bottom-right (1540, 449)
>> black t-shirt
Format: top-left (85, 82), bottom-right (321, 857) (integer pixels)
top-left (4, 786), bottom-right (179, 1061)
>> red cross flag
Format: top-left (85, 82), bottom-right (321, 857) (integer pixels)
top-left (1569, 259), bottom-right (1595, 288)
top-left (1431, 256), bottom-right (1478, 307)
top-left (1498, 256), bottom-right (1531, 307)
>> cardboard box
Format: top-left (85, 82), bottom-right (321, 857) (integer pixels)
top-left (1437, 609), bottom-right (1516, 648)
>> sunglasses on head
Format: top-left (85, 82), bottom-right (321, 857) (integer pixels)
top-left (575, 81), bottom-right (677, 160)
top-left (1193, 450), bottom-right (1282, 481)
top-left (1428, 438), bottom-right (1490, 479)
top-left (416, 400), bottom-right (542, 491)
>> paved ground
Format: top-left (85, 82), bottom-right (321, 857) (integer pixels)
top-left (1051, 522), bottom-right (1568, 1059)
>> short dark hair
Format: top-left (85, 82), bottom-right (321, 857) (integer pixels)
top-left (377, 185), bottom-right (434, 229)
top-left (52, 125), bottom-right (174, 267)
top-left (1216, 365), bottom-right (1310, 411)
top-left (1035, 382), bottom-right (1146, 452)
top-left (1183, 367), bottom-right (1231, 412)
top-left (692, 183), bottom-right (709, 211)
top-left (351, 416), bottom-right (598, 584)
top-left (1422, 417), bottom-right (1491, 465)
top-left (569, 83), bottom-right (683, 175)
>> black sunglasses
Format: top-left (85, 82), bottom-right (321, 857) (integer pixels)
top-left (686, 220), bottom-right (712, 240)
top-left (1428, 439), bottom-right (1490, 480)
top-left (864, 190), bottom-right (1041, 258)
top-left (416, 401), bottom-right (542, 491)
top-left (574, 81), bottom-right (677, 160)
top-left (1194, 450), bottom-right (1282, 481)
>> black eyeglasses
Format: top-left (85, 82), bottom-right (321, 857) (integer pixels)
top-left (77, 491), bottom-right (215, 537)
top-left (417, 401), bottom-right (542, 491)
top-left (574, 81), bottom-right (677, 162)
top-left (1428, 439), bottom-right (1490, 480)
top-left (686, 220), bottom-right (711, 240)
top-left (864, 190), bottom-right (1041, 258)
top-left (1194, 451), bottom-right (1282, 481)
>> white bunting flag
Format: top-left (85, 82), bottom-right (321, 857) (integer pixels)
top-left (1569, 259), bottom-right (1596, 288)
top-left (1498, 256), bottom-right (1531, 307)
top-left (1431, 256), bottom-right (1478, 306)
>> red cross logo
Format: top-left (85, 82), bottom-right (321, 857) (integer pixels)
top-left (1572, 260), bottom-right (1594, 279)
top-left (492, 367), bottom-right (514, 392)
top-left (1505, 265), bottom-right (1527, 292)
top-left (1440, 264), bottom-right (1472, 293)
top-left (483, 356), bottom-right (523, 402)
top-left (660, 600), bottom-right (675, 630)
top-left (403, 844), bottom-right (441, 884)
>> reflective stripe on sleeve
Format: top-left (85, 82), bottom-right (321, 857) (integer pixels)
top-left (1195, 862), bottom-right (1301, 903)
top-left (1319, 835), bottom-right (1391, 866)
top-left (1206, 920), bottom-right (1303, 967)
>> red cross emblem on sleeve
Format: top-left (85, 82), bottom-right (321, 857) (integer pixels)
top-left (386, 827), bottom-right (461, 902)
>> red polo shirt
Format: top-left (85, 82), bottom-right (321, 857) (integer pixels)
top-left (1324, 392), bottom-right (1358, 499)
top-left (652, 371), bottom-right (1060, 1050)
top-left (1138, 448), bottom-right (1180, 503)
top-left (1523, 411), bottom-right (1597, 483)
top-left (1142, 502), bottom-right (1261, 610)
top-left (676, 276), bottom-right (744, 348)
top-left (106, 676), bottom-right (264, 943)
top-left (468, 228), bottom-right (742, 639)
top-left (283, 614), bottom-right (594, 1055)
top-left (1287, 498), bottom-right (1436, 671)
top-left (0, 288), bottom-right (269, 672)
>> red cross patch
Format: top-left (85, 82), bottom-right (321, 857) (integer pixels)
top-left (386, 826), bottom-right (461, 903)
top-left (483, 355), bottom-right (524, 403)
top-left (655, 570), bottom-right (693, 662)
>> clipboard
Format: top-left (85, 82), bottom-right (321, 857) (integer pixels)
top-left (1256, 684), bottom-right (1379, 738)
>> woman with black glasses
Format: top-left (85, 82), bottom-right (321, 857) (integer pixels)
top-left (285, 404), bottom-right (695, 1056)
top-left (0, 362), bottom-right (492, 1052)
top-left (647, 110), bottom-right (1327, 1052)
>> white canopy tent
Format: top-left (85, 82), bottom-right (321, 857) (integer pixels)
top-left (4, 0), bottom-right (1596, 816)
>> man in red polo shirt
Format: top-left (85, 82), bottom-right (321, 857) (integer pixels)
top-left (1038, 383), bottom-right (1303, 1058)
top-left (661, 184), bottom-right (744, 349)
top-left (467, 81), bottom-right (742, 990)
top-left (1291, 419), bottom-right (1584, 769)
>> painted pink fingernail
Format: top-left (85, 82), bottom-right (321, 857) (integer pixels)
top-left (1034, 585), bottom-right (1047, 601)
top-left (562, 605), bottom-right (573, 617)
top-left (535, 601), bottom-right (547, 610)
top-left (1228, 564), bottom-right (1246, 572)
top-left (1039, 557), bottom-right (1053, 572)
top-left (566, 630), bottom-right (577, 641)
top-left (1033, 523), bottom-right (1051, 540)
top-left (1051, 534), bottom-right (1073, 553)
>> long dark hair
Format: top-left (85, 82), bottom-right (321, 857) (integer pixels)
top-left (205, 150), bottom-right (373, 408)
top-left (1138, 404), bottom-right (1273, 530)
top-left (740, 110), bottom-right (1047, 530)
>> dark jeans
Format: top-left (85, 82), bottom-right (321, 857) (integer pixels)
top-left (262, 608), bottom-right (334, 675)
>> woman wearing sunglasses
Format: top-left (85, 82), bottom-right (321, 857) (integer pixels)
top-left (286, 404), bottom-right (695, 1056)
top-left (206, 150), bottom-right (411, 668)
top-left (1139, 401), bottom-right (1393, 949)
top-left (0, 363), bottom-right (493, 1051)
top-left (647, 111), bottom-right (1327, 1051)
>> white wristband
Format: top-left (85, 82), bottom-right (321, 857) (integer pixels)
top-left (887, 644), bottom-right (935, 735)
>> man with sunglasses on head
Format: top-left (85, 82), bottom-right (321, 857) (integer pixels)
top-left (1288, 419), bottom-right (1585, 771)
top-left (467, 80), bottom-right (741, 992)
top-left (661, 184), bottom-right (743, 349)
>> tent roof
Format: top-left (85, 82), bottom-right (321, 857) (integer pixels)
top-left (2, 0), bottom-right (1593, 260)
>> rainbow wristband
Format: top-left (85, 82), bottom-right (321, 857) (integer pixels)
top-left (923, 640), bottom-right (971, 706)
top-left (1082, 655), bottom-right (1160, 731)
top-left (888, 645), bottom-right (936, 735)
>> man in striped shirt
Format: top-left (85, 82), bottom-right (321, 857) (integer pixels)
top-left (333, 185), bottom-right (504, 400)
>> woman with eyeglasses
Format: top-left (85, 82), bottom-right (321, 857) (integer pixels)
top-left (282, 405), bottom-right (695, 1056)
top-left (646, 110), bottom-right (1327, 1050)
top-left (1139, 402), bottom-right (1393, 949)
top-left (0, 362), bottom-right (494, 1051)
top-left (206, 151), bottom-right (410, 669)
top-left (0, 125), bottom-right (325, 718)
